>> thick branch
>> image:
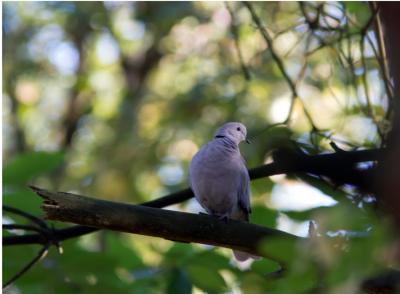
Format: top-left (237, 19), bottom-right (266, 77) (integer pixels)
top-left (29, 185), bottom-right (400, 294)
top-left (30, 186), bottom-right (298, 266)
top-left (271, 148), bottom-right (380, 193)
top-left (378, 2), bottom-right (400, 230)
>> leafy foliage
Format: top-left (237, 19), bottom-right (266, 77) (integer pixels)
top-left (3, 152), bottom-right (64, 185)
top-left (2, 1), bottom-right (397, 293)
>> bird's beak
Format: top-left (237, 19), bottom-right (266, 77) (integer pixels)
top-left (245, 137), bottom-right (250, 144)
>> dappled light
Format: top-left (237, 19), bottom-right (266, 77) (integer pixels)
top-left (3, 2), bottom-right (399, 293)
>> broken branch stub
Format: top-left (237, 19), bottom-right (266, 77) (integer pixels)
top-left (30, 185), bottom-right (298, 265)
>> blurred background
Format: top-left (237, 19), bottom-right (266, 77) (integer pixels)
top-left (3, 2), bottom-right (394, 293)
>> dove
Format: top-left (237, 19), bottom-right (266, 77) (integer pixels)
top-left (189, 122), bottom-right (261, 262)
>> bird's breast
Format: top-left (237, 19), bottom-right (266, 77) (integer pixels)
top-left (189, 145), bottom-right (241, 214)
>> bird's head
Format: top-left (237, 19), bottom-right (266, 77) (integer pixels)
top-left (215, 122), bottom-right (250, 144)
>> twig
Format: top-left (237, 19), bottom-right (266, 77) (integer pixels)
top-left (3, 226), bottom-right (99, 246)
top-left (3, 205), bottom-right (48, 229)
top-left (305, 32), bottom-right (358, 56)
top-left (264, 268), bottom-right (286, 281)
top-left (3, 224), bottom-right (47, 236)
top-left (284, 31), bottom-right (312, 126)
top-left (3, 240), bottom-right (52, 290)
top-left (365, 34), bottom-right (395, 93)
top-left (244, 1), bottom-right (294, 91)
top-left (329, 141), bottom-right (343, 153)
top-left (2, 206), bottom-right (63, 288)
top-left (283, 30), bottom-right (308, 58)
top-left (362, 2), bottom-right (381, 33)
top-left (140, 188), bottom-right (194, 208)
top-left (293, 32), bottom-right (311, 92)
top-left (299, 1), bottom-right (315, 24)
top-left (369, 2), bottom-right (394, 121)
top-left (335, 17), bottom-right (385, 147)
top-left (342, 4), bottom-right (395, 104)
top-left (243, 1), bottom-right (317, 131)
top-left (360, 33), bottom-right (386, 143)
top-left (226, 1), bottom-right (251, 80)
top-left (308, 221), bottom-right (317, 239)
top-left (360, 36), bottom-right (373, 114)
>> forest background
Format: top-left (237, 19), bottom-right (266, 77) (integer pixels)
top-left (3, 2), bottom-right (400, 294)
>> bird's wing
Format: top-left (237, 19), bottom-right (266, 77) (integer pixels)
top-left (188, 146), bottom-right (213, 213)
top-left (237, 155), bottom-right (251, 215)
top-left (188, 155), bottom-right (198, 201)
top-left (188, 169), bottom-right (201, 204)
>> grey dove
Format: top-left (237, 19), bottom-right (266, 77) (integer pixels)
top-left (189, 122), bottom-right (261, 262)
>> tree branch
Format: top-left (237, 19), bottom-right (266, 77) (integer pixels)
top-left (30, 185), bottom-right (298, 266)
top-left (271, 148), bottom-right (380, 193)
top-left (28, 184), bottom-right (400, 294)
top-left (3, 226), bottom-right (99, 246)
top-left (377, 2), bottom-right (400, 230)
top-left (3, 224), bottom-right (47, 235)
top-left (4, 147), bottom-right (384, 247)
top-left (369, 2), bottom-right (394, 122)
top-left (2, 206), bottom-right (63, 289)
top-left (3, 205), bottom-right (48, 229)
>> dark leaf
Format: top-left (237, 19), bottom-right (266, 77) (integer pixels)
top-left (3, 152), bottom-right (64, 185)
top-left (166, 269), bottom-right (192, 294)
top-left (187, 263), bottom-right (226, 293)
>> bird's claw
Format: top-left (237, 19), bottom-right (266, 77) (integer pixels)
top-left (216, 213), bottom-right (230, 224)
top-left (199, 212), bottom-right (230, 224)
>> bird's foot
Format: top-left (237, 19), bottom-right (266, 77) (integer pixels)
top-left (216, 213), bottom-right (230, 224)
top-left (199, 212), bottom-right (230, 224)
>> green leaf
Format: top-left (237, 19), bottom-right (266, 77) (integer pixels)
top-left (251, 205), bottom-right (278, 228)
top-left (60, 251), bottom-right (120, 276)
top-left (251, 258), bottom-right (281, 277)
top-left (286, 262), bottom-right (317, 293)
top-left (241, 271), bottom-right (270, 294)
top-left (3, 189), bottom-right (45, 217)
top-left (163, 242), bottom-right (195, 267)
top-left (166, 269), bottom-right (192, 294)
top-left (189, 250), bottom-right (230, 271)
top-left (258, 237), bottom-right (296, 266)
top-left (3, 152), bottom-right (64, 185)
top-left (262, 126), bottom-right (293, 151)
top-left (187, 263), bottom-right (226, 293)
top-left (345, 2), bottom-right (371, 27)
top-left (106, 233), bottom-right (145, 269)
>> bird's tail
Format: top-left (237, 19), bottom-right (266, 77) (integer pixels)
top-left (233, 250), bottom-right (262, 262)
top-left (230, 209), bottom-right (262, 262)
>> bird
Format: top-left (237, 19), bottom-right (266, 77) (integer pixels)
top-left (189, 122), bottom-right (261, 262)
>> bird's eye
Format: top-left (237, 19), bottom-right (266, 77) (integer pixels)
top-left (237, 127), bottom-right (241, 131)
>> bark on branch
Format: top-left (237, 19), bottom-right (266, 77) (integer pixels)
top-left (29, 185), bottom-right (400, 293)
top-left (30, 185), bottom-right (298, 266)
